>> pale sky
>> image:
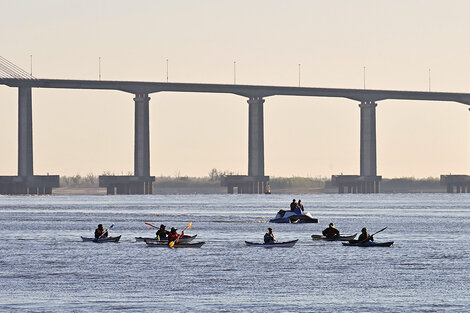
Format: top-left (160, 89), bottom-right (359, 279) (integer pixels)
top-left (1, 1), bottom-right (470, 178)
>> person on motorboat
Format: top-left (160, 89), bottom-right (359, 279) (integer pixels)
top-left (358, 228), bottom-right (374, 242)
top-left (94, 224), bottom-right (108, 239)
top-left (322, 223), bottom-right (340, 238)
top-left (290, 199), bottom-right (297, 211)
top-left (264, 228), bottom-right (276, 243)
top-left (297, 200), bottom-right (305, 212)
top-left (156, 224), bottom-right (169, 240)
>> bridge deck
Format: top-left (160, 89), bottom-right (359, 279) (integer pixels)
top-left (1, 78), bottom-right (470, 104)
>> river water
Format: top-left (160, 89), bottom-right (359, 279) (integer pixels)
top-left (0, 193), bottom-right (469, 312)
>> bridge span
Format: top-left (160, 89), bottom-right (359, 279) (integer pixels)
top-left (1, 76), bottom-right (470, 195)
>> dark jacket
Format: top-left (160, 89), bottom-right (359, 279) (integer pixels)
top-left (95, 229), bottom-right (108, 239)
top-left (358, 233), bottom-right (374, 242)
top-left (322, 227), bottom-right (339, 238)
top-left (156, 229), bottom-right (169, 239)
top-left (264, 233), bottom-right (275, 243)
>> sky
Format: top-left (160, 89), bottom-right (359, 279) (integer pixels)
top-left (1, 0), bottom-right (470, 178)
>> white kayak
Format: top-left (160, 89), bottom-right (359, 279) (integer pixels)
top-left (245, 239), bottom-right (298, 248)
top-left (145, 241), bottom-right (205, 248)
top-left (135, 235), bottom-right (197, 243)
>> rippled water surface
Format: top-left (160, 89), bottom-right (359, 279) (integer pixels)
top-left (1, 193), bottom-right (470, 312)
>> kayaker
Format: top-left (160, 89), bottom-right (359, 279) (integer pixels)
top-left (168, 227), bottom-right (184, 244)
top-left (358, 227), bottom-right (374, 242)
top-left (156, 224), bottom-right (169, 240)
top-left (297, 200), bottom-right (305, 212)
top-left (322, 223), bottom-right (340, 238)
top-left (264, 228), bottom-right (276, 243)
top-left (290, 199), bottom-right (297, 211)
top-left (94, 224), bottom-right (108, 239)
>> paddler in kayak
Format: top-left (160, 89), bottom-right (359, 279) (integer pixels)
top-left (297, 200), bottom-right (305, 212)
top-left (264, 228), bottom-right (276, 243)
top-left (156, 224), bottom-right (169, 240)
top-left (322, 222), bottom-right (340, 239)
top-left (358, 228), bottom-right (374, 242)
top-left (94, 224), bottom-right (108, 239)
top-left (168, 227), bottom-right (185, 244)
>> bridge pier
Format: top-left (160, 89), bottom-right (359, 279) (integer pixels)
top-left (440, 175), bottom-right (470, 193)
top-left (99, 93), bottom-right (154, 194)
top-left (0, 86), bottom-right (59, 195)
top-left (333, 100), bottom-right (381, 193)
top-left (222, 96), bottom-right (270, 194)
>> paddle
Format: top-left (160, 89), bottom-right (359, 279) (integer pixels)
top-left (169, 222), bottom-right (192, 248)
top-left (356, 226), bottom-right (387, 245)
top-left (145, 222), bottom-right (158, 229)
top-left (98, 223), bottom-right (114, 239)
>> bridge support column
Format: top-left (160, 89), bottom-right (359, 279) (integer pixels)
top-left (134, 93), bottom-right (150, 177)
top-left (360, 100), bottom-right (377, 178)
top-left (98, 93), bottom-right (154, 195)
top-left (18, 87), bottom-right (33, 177)
top-left (248, 97), bottom-right (265, 178)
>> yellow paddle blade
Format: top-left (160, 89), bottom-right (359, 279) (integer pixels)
top-left (169, 240), bottom-right (175, 248)
top-left (186, 222), bottom-right (192, 230)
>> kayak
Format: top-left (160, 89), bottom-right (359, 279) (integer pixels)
top-left (245, 239), bottom-right (299, 248)
top-left (81, 235), bottom-right (121, 243)
top-left (311, 234), bottom-right (357, 241)
top-left (145, 241), bottom-right (205, 248)
top-left (269, 210), bottom-right (318, 223)
top-left (342, 241), bottom-right (394, 247)
top-left (135, 234), bottom-right (197, 243)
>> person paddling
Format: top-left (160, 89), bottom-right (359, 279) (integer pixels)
top-left (264, 228), bottom-right (276, 243)
top-left (156, 224), bottom-right (169, 240)
top-left (297, 200), bottom-right (305, 212)
top-left (94, 224), bottom-right (108, 239)
top-left (322, 222), bottom-right (340, 239)
top-left (358, 227), bottom-right (374, 242)
top-left (168, 227), bottom-right (184, 245)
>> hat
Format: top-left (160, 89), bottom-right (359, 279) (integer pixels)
top-left (171, 227), bottom-right (177, 232)
top-left (160, 224), bottom-right (166, 228)
top-left (362, 228), bottom-right (367, 232)
top-left (268, 228), bottom-right (272, 231)
top-left (329, 223), bottom-right (334, 227)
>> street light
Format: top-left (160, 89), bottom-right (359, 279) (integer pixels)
top-left (234, 61), bottom-right (236, 84)
top-left (298, 64), bottom-right (301, 87)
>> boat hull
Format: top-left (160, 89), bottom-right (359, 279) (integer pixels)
top-left (311, 234), bottom-right (357, 241)
top-left (245, 239), bottom-right (298, 248)
top-left (81, 235), bottom-right (121, 243)
top-left (342, 241), bottom-right (394, 247)
top-left (269, 210), bottom-right (318, 223)
top-left (145, 241), bottom-right (205, 248)
top-left (135, 235), bottom-right (196, 243)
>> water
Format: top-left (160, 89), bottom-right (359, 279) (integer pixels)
top-left (1, 193), bottom-right (469, 312)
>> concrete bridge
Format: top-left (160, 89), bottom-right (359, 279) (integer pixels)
top-left (2, 72), bottom-right (470, 194)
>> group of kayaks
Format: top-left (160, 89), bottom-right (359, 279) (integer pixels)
top-left (311, 233), bottom-right (394, 247)
top-left (81, 222), bottom-right (394, 248)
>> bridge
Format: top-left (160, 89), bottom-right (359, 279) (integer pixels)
top-left (1, 56), bottom-right (470, 194)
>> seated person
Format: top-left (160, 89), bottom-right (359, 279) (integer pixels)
top-left (322, 222), bottom-right (340, 238)
top-left (264, 228), bottom-right (276, 243)
top-left (94, 224), bottom-right (108, 239)
top-left (358, 228), bottom-right (374, 242)
top-left (156, 224), bottom-right (169, 240)
top-left (168, 227), bottom-right (184, 244)
top-left (290, 199), bottom-right (297, 211)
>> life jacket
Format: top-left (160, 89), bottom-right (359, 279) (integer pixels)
top-left (168, 232), bottom-right (179, 242)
